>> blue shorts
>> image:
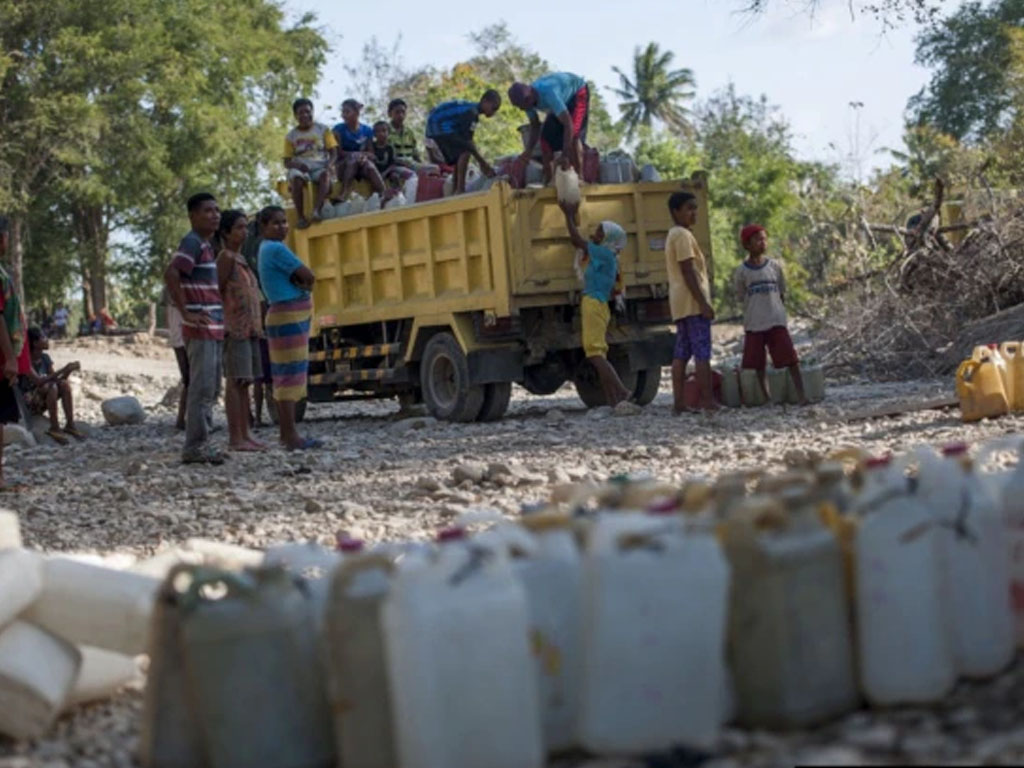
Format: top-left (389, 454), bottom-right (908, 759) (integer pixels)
top-left (674, 316), bottom-right (712, 362)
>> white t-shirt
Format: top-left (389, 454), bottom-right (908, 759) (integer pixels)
top-left (733, 258), bottom-right (788, 332)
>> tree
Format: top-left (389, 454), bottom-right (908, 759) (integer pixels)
top-left (612, 43), bottom-right (696, 140)
top-left (908, 0), bottom-right (1024, 141)
top-left (738, 0), bottom-right (944, 25)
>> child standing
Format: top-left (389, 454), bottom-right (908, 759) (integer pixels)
top-left (559, 200), bottom-right (632, 407)
top-left (666, 192), bottom-right (715, 413)
top-left (733, 224), bottom-right (807, 404)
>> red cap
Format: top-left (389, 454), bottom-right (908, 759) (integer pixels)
top-left (988, 343), bottom-right (998, 349)
top-left (740, 224), bottom-right (765, 245)
top-left (337, 539), bottom-right (364, 553)
top-left (646, 498), bottom-right (679, 515)
top-left (437, 527), bottom-right (466, 543)
top-left (864, 456), bottom-right (892, 469)
top-left (941, 443), bottom-right (969, 457)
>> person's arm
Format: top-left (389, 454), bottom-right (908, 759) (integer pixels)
top-left (519, 112), bottom-right (542, 164)
top-left (467, 141), bottom-right (494, 177)
top-left (216, 252), bottom-right (234, 297)
top-left (0, 322), bottom-right (16, 385)
top-left (164, 241), bottom-right (209, 326)
top-left (681, 260), bottom-right (714, 320)
top-left (777, 261), bottom-right (787, 304)
top-left (291, 264), bottom-right (315, 291)
top-left (559, 201), bottom-right (589, 251)
top-left (283, 138), bottom-right (308, 173)
top-left (556, 109), bottom-right (579, 168)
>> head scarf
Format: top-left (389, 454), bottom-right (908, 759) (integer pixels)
top-left (740, 224), bottom-right (765, 246)
top-left (600, 221), bottom-right (627, 252)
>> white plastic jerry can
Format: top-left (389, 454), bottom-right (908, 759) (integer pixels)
top-left (854, 457), bottom-right (955, 705)
top-left (980, 436), bottom-right (1024, 647)
top-left (577, 513), bottom-right (729, 754)
top-left (25, 557), bottom-right (161, 655)
top-left (264, 539), bottom-right (343, 628)
top-left (0, 547), bottom-right (43, 629)
top-left (0, 510), bottom-right (21, 548)
top-left (66, 646), bottom-right (141, 709)
top-left (915, 443), bottom-right (1015, 677)
top-left (507, 515), bottom-right (584, 753)
top-left (383, 528), bottom-right (544, 768)
top-left (323, 549), bottom-right (397, 768)
top-left (0, 621), bottom-right (82, 740)
top-left (722, 492), bottom-right (858, 728)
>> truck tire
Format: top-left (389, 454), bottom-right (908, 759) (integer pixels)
top-left (573, 359), bottom-right (637, 408)
top-left (267, 394), bottom-right (307, 425)
top-left (477, 382), bottom-right (512, 422)
top-left (420, 333), bottom-right (485, 422)
top-left (632, 367), bottom-right (662, 406)
top-left (522, 358), bottom-right (569, 395)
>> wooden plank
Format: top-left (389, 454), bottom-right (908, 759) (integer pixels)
top-left (840, 395), bottom-right (960, 423)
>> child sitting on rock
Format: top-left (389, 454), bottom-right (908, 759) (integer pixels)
top-left (558, 199), bottom-right (634, 409)
top-left (733, 224), bottom-right (807, 405)
top-left (22, 327), bottom-right (85, 443)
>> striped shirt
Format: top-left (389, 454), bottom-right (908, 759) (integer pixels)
top-left (170, 231), bottom-right (224, 341)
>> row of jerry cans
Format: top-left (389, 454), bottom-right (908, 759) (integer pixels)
top-left (0, 512), bottom-right (150, 739)
top-left (957, 342), bottom-right (1024, 421)
top-left (139, 516), bottom-right (732, 768)
top-left (718, 363), bottom-right (826, 408)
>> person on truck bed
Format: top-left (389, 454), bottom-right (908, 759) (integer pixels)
top-left (508, 72), bottom-right (588, 183)
top-left (257, 206), bottom-right (320, 451)
top-left (734, 224), bottom-right (808, 406)
top-left (387, 98), bottom-right (422, 168)
top-left (332, 98), bottom-right (390, 208)
top-left (424, 91), bottom-right (501, 195)
top-left (164, 192), bottom-right (226, 464)
top-left (371, 121), bottom-right (414, 190)
top-left (558, 198), bottom-right (632, 408)
top-left (284, 98), bottom-right (338, 229)
top-left (666, 191), bottom-right (716, 415)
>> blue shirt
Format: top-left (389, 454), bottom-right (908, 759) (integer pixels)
top-left (527, 72), bottom-right (586, 120)
top-left (426, 101), bottom-right (479, 139)
top-left (332, 122), bottom-right (373, 152)
top-left (258, 240), bottom-right (309, 305)
top-left (583, 242), bottom-right (618, 302)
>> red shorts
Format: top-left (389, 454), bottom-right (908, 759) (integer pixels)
top-left (742, 326), bottom-right (798, 370)
top-left (540, 86), bottom-right (589, 153)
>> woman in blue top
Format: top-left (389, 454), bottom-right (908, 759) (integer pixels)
top-left (558, 197), bottom-right (632, 408)
top-left (257, 206), bottom-right (321, 450)
top-left (332, 99), bottom-right (389, 208)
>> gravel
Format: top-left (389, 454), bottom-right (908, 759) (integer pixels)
top-left (2, 334), bottom-right (1023, 766)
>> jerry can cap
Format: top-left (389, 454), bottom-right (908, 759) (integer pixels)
top-left (864, 455), bottom-right (892, 469)
top-left (941, 442), bottom-right (969, 457)
top-left (437, 527), bottom-right (466, 543)
top-left (646, 497), bottom-right (679, 515)
top-left (988, 343), bottom-right (998, 349)
top-left (336, 537), bottom-right (365, 553)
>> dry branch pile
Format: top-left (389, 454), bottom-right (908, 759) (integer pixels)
top-left (816, 205), bottom-right (1024, 380)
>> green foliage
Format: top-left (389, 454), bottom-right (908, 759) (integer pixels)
top-left (612, 42), bottom-right (696, 140)
top-left (909, 0), bottom-right (1024, 141)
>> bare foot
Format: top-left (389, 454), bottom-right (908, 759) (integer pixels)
top-left (230, 442), bottom-right (263, 452)
top-left (246, 437), bottom-right (269, 450)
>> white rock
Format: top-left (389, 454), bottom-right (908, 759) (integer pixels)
top-left (1, 424), bottom-right (35, 447)
top-left (452, 462), bottom-right (487, 484)
top-left (100, 397), bottom-right (145, 426)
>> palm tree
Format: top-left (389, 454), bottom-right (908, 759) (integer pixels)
top-left (612, 43), bottom-right (697, 140)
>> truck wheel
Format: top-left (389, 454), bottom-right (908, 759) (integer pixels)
top-left (522, 358), bottom-right (569, 395)
top-left (632, 367), bottom-right (662, 406)
top-left (267, 394), bottom-right (307, 425)
top-left (477, 382), bottom-right (512, 422)
top-left (573, 359), bottom-right (637, 408)
top-left (420, 333), bottom-right (485, 422)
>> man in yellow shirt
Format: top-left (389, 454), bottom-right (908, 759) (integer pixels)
top-left (665, 191), bottom-right (715, 413)
top-left (284, 98), bottom-right (338, 229)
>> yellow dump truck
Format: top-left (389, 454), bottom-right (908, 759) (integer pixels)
top-left (283, 173), bottom-right (711, 422)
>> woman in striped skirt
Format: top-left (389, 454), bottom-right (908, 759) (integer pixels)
top-left (256, 206), bottom-right (321, 450)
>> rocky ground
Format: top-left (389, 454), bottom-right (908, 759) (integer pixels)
top-left (2, 331), bottom-right (1024, 767)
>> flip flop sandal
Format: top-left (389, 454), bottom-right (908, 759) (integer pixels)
top-left (287, 437), bottom-right (322, 452)
top-left (62, 426), bottom-right (87, 440)
top-left (45, 428), bottom-right (70, 445)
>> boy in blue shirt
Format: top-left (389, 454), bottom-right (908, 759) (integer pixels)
top-left (332, 98), bottom-right (388, 207)
top-left (424, 90), bottom-right (501, 195)
top-left (559, 199), bottom-right (631, 408)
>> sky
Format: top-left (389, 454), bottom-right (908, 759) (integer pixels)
top-left (283, 0), bottom-right (962, 178)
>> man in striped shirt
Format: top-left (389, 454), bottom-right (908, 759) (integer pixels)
top-left (164, 192), bottom-right (226, 464)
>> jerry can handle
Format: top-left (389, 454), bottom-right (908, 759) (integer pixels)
top-left (167, 564), bottom-right (254, 611)
top-left (329, 553), bottom-right (396, 598)
top-left (956, 359), bottom-right (980, 398)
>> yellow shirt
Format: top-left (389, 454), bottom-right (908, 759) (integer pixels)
top-left (665, 225), bottom-right (710, 321)
top-left (283, 122), bottom-right (338, 164)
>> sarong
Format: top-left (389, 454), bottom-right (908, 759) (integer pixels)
top-left (264, 296), bottom-right (312, 402)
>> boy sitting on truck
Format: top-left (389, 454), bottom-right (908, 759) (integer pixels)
top-left (371, 121), bottom-right (414, 191)
top-left (666, 191), bottom-right (716, 414)
top-left (558, 200), bottom-right (632, 408)
top-left (733, 224), bottom-right (807, 405)
top-left (387, 98), bottom-right (421, 168)
top-left (424, 91), bottom-right (501, 195)
top-left (284, 98), bottom-right (338, 229)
